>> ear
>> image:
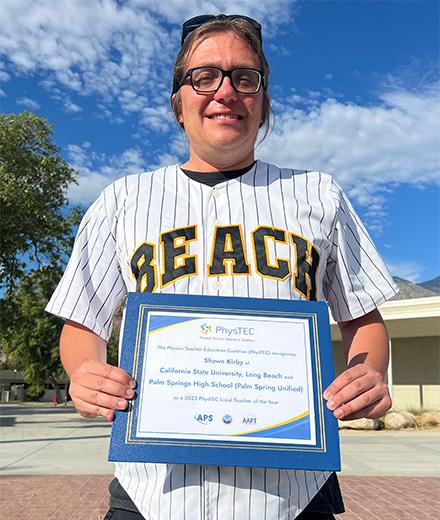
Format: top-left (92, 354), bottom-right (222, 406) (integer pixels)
top-left (171, 93), bottom-right (184, 125)
top-left (259, 90), bottom-right (270, 128)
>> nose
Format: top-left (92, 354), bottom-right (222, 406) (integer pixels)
top-left (213, 76), bottom-right (237, 101)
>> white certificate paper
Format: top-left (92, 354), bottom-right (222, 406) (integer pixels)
top-left (136, 312), bottom-right (316, 445)
top-left (109, 293), bottom-right (341, 471)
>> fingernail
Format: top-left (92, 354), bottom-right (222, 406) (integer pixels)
top-left (126, 389), bottom-right (134, 398)
top-left (118, 399), bottom-right (127, 408)
top-left (323, 390), bottom-right (330, 400)
top-left (334, 409), bottom-right (343, 419)
top-left (327, 399), bottom-right (335, 410)
top-left (129, 379), bottom-right (136, 389)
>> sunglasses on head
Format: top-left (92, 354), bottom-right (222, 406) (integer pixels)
top-left (180, 14), bottom-right (263, 47)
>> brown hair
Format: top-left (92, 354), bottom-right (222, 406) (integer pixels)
top-left (170, 17), bottom-right (272, 141)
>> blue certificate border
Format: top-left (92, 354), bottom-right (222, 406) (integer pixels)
top-left (109, 293), bottom-right (340, 471)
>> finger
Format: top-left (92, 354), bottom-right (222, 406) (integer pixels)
top-left (79, 360), bottom-right (136, 387)
top-left (338, 395), bottom-right (392, 421)
top-left (326, 373), bottom-right (382, 411)
top-left (323, 365), bottom-right (369, 400)
top-left (73, 396), bottom-right (115, 422)
top-left (73, 372), bottom-right (135, 399)
top-left (71, 384), bottom-right (129, 413)
top-left (332, 384), bottom-right (390, 420)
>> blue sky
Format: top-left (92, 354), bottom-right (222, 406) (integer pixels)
top-left (1, 0), bottom-right (439, 283)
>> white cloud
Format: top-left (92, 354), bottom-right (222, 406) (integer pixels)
top-left (267, 43), bottom-right (290, 56)
top-left (66, 134), bottom-right (189, 204)
top-left (257, 85), bottom-right (440, 233)
top-left (0, 88), bottom-right (5, 97)
top-left (0, 0), bottom-right (172, 109)
top-left (259, 85), bottom-right (440, 201)
top-left (16, 96), bottom-right (40, 110)
top-left (69, 170), bottom-right (118, 205)
top-left (140, 105), bottom-right (176, 133)
top-left (386, 260), bottom-right (426, 283)
top-left (0, 0), bottom-right (294, 117)
top-left (67, 143), bottom-right (92, 168)
top-left (148, 152), bottom-right (181, 171)
top-left (67, 143), bottom-right (148, 204)
top-left (95, 104), bottom-right (125, 125)
top-left (147, 133), bottom-right (188, 170)
top-left (119, 90), bottom-right (150, 113)
top-left (0, 61), bottom-right (10, 81)
top-left (131, 0), bottom-right (296, 33)
top-left (64, 99), bottom-right (82, 114)
top-left (42, 84), bottom-right (83, 114)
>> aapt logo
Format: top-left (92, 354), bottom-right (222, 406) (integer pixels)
top-left (194, 413), bottom-right (213, 425)
top-left (242, 414), bottom-right (257, 425)
top-left (200, 323), bottom-right (212, 335)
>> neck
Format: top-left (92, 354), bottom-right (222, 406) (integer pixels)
top-left (181, 151), bottom-right (256, 172)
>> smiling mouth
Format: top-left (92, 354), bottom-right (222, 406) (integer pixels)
top-left (208, 114), bottom-right (243, 120)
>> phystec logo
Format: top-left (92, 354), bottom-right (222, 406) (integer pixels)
top-left (194, 413), bottom-right (213, 425)
top-left (200, 323), bottom-right (212, 335)
top-left (223, 415), bottom-right (233, 424)
top-left (214, 325), bottom-right (255, 337)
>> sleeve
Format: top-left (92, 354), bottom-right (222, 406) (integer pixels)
top-left (45, 187), bottom-right (127, 341)
top-left (323, 180), bottom-right (399, 322)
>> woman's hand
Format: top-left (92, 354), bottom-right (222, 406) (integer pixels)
top-left (69, 359), bottom-right (136, 421)
top-left (323, 363), bottom-right (391, 420)
top-left (328, 309), bottom-right (393, 421)
top-left (60, 321), bottom-right (136, 422)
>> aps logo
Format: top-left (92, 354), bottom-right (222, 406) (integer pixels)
top-left (194, 413), bottom-right (213, 425)
top-left (200, 323), bottom-right (212, 335)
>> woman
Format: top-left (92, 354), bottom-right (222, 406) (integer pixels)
top-left (47, 14), bottom-right (397, 520)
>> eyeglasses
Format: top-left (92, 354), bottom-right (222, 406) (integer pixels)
top-left (181, 14), bottom-right (263, 47)
top-left (179, 67), bottom-right (264, 94)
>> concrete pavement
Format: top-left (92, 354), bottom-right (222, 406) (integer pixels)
top-left (1, 404), bottom-right (439, 476)
top-left (1, 405), bottom-right (112, 475)
top-left (1, 404), bottom-right (440, 519)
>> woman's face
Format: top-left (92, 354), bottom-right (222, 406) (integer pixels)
top-left (176, 31), bottom-right (264, 170)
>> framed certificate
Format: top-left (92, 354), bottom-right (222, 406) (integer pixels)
top-left (109, 293), bottom-right (340, 471)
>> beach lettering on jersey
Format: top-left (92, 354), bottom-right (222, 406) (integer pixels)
top-left (130, 224), bottom-right (320, 300)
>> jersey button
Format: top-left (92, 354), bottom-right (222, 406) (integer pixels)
top-left (212, 189), bottom-right (221, 199)
top-left (214, 219), bottom-right (223, 226)
top-left (213, 281), bottom-right (222, 290)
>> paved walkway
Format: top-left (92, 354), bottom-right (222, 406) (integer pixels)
top-left (1, 404), bottom-right (439, 519)
top-left (1, 474), bottom-right (439, 520)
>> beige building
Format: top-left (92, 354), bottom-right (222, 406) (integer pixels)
top-left (331, 296), bottom-right (440, 410)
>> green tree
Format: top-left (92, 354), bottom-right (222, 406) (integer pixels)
top-left (0, 268), bottom-right (122, 401)
top-left (107, 307), bottom-right (122, 367)
top-left (0, 267), bottom-right (66, 400)
top-left (0, 112), bottom-right (82, 399)
top-left (0, 112), bottom-right (80, 290)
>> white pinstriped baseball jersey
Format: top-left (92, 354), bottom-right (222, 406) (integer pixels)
top-left (46, 160), bottom-right (397, 519)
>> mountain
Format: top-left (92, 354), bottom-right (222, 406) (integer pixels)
top-left (391, 276), bottom-right (439, 300)
top-left (419, 275), bottom-right (440, 294)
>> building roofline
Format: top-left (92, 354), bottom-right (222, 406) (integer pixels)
top-left (379, 296), bottom-right (440, 320)
top-left (329, 296), bottom-right (440, 324)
